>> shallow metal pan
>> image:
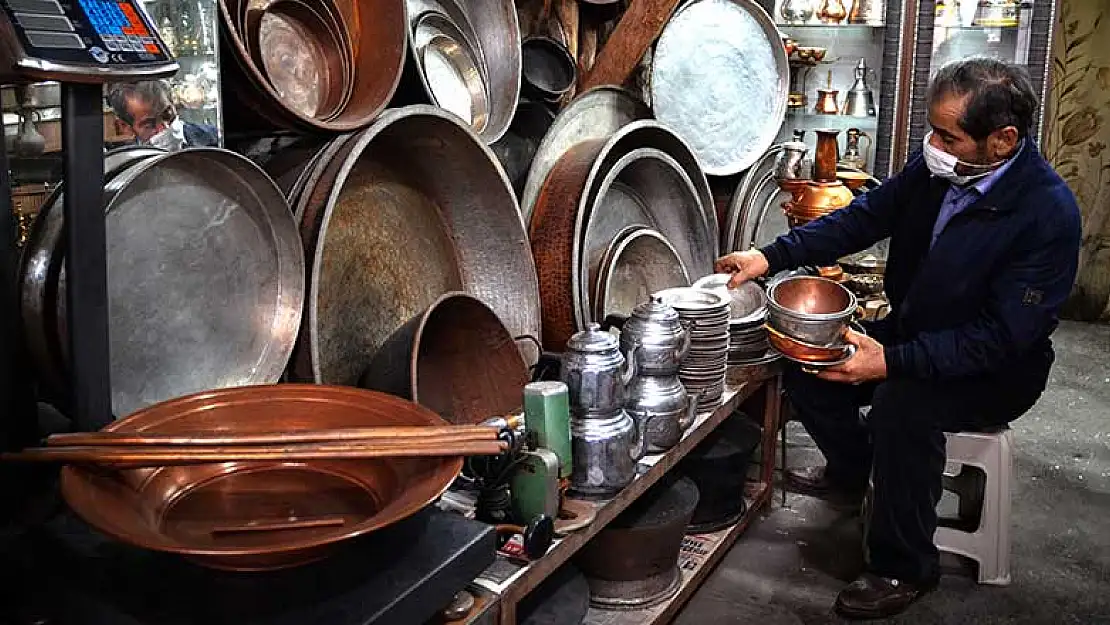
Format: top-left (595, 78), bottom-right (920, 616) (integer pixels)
top-left (581, 146), bottom-right (713, 325)
top-left (521, 86), bottom-right (651, 228)
top-left (404, 0), bottom-right (520, 143)
top-left (33, 149), bottom-right (305, 418)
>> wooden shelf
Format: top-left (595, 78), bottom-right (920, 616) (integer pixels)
top-left (471, 364), bottom-right (783, 625)
top-left (583, 483), bottom-right (771, 625)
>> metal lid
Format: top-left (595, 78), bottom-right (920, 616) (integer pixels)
top-left (630, 296), bottom-right (681, 323)
top-left (567, 322), bottom-right (619, 353)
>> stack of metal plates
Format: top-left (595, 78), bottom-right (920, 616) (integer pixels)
top-left (655, 287), bottom-right (730, 413)
top-left (693, 275), bottom-right (777, 366)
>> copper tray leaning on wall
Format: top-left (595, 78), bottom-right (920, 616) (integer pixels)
top-left (529, 119), bottom-right (715, 351)
top-left (217, 0), bottom-right (406, 132)
top-left (361, 292), bottom-right (528, 424)
top-left (290, 105), bottom-right (542, 385)
top-left (59, 384), bottom-right (463, 571)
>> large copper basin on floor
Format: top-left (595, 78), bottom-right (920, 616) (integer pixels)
top-left (60, 385), bottom-right (463, 571)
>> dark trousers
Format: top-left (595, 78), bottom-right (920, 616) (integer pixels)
top-left (784, 366), bottom-right (1041, 583)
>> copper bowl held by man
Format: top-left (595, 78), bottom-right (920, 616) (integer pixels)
top-left (59, 385), bottom-right (464, 571)
top-left (766, 324), bottom-right (851, 363)
top-left (766, 275), bottom-right (856, 346)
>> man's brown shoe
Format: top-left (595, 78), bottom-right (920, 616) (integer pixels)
top-left (784, 466), bottom-right (865, 511)
top-left (834, 573), bottom-right (939, 619)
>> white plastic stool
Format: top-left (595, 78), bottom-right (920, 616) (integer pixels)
top-left (935, 428), bottom-right (1014, 586)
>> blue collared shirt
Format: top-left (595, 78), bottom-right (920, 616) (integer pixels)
top-left (930, 142), bottom-right (1024, 249)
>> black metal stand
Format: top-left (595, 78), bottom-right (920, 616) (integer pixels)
top-left (61, 83), bottom-right (111, 431)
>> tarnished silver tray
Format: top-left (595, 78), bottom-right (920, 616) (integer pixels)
top-left (26, 148), bottom-right (305, 417)
top-left (649, 0), bottom-right (788, 176)
top-left (520, 86), bottom-right (651, 228)
top-left (572, 121), bottom-right (717, 329)
top-left (19, 146), bottom-right (166, 397)
top-left (581, 146), bottom-right (711, 324)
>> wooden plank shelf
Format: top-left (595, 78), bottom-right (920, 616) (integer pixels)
top-left (471, 364), bottom-right (782, 625)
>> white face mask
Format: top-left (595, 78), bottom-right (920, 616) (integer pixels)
top-left (922, 131), bottom-right (1002, 186)
top-left (148, 116), bottom-right (186, 152)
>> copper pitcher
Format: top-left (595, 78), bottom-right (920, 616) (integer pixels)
top-left (784, 129), bottom-right (853, 227)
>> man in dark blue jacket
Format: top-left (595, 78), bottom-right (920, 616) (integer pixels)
top-left (717, 58), bottom-right (1081, 619)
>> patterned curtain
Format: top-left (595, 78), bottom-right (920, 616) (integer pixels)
top-left (1045, 0), bottom-right (1110, 321)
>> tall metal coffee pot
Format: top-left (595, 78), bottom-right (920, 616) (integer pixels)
top-left (561, 323), bottom-right (644, 498)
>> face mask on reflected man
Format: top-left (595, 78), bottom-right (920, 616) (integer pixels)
top-left (148, 116), bottom-right (186, 152)
top-left (922, 131), bottom-right (1004, 186)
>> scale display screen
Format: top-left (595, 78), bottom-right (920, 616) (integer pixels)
top-left (1, 0), bottom-right (176, 80)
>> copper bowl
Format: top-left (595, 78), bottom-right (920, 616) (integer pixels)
top-left (766, 324), bottom-right (850, 363)
top-left (361, 292), bottom-right (528, 425)
top-left (837, 170), bottom-right (871, 191)
top-left (766, 275), bottom-right (856, 346)
top-left (218, 0), bottom-right (406, 131)
top-left (60, 385), bottom-right (462, 571)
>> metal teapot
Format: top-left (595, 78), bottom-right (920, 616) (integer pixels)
top-left (626, 374), bottom-right (697, 453)
top-left (561, 323), bottom-right (638, 416)
top-left (618, 297), bottom-right (691, 376)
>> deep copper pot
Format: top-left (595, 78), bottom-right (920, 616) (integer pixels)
top-left (361, 292), bottom-right (528, 424)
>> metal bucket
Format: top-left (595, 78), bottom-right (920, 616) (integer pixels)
top-left (361, 292), bottom-right (528, 424)
top-left (290, 105), bottom-right (541, 385)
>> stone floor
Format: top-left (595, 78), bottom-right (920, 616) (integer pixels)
top-left (676, 320), bottom-right (1110, 624)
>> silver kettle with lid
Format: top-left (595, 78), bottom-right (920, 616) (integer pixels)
top-left (620, 298), bottom-right (698, 453)
top-left (562, 323), bottom-right (644, 499)
top-left (619, 297), bottom-right (692, 376)
top-left (562, 322), bottom-right (637, 415)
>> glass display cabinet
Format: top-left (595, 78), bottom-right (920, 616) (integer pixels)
top-left (3, 0), bottom-right (221, 245)
top-left (894, 0), bottom-right (1057, 167)
top-left (762, 0), bottom-right (911, 178)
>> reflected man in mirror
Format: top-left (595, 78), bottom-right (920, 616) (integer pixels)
top-left (716, 58), bottom-right (1081, 619)
top-left (106, 80), bottom-right (218, 151)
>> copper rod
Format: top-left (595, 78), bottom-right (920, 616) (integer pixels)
top-left (46, 425), bottom-right (500, 448)
top-left (3, 440), bottom-right (508, 467)
top-left (210, 516), bottom-right (348, 535)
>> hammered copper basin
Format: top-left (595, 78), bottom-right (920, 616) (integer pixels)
top-left (60, 385), bottom-right (462, 571)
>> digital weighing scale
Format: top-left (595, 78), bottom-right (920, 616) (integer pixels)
top-left (0, 0), bottom-right (178, 437)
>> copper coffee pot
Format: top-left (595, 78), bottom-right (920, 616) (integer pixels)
top-left (784, 129), bottom-right (854, 227)
top-left (814, 70), bottom-right (840, 115)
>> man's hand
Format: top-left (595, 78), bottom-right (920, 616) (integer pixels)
top-left (714, 250), bottom-right (770, 288)
top-left (816, 329), bottom-right (888, 384)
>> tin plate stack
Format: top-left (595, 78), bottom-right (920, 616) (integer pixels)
top-left (692, 274), bottom-right (777, 366)
top-left (654, 287), bottom-right (729, 413)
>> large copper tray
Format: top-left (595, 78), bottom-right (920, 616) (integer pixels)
top-left (60, 384), bottom-right (463, 571)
